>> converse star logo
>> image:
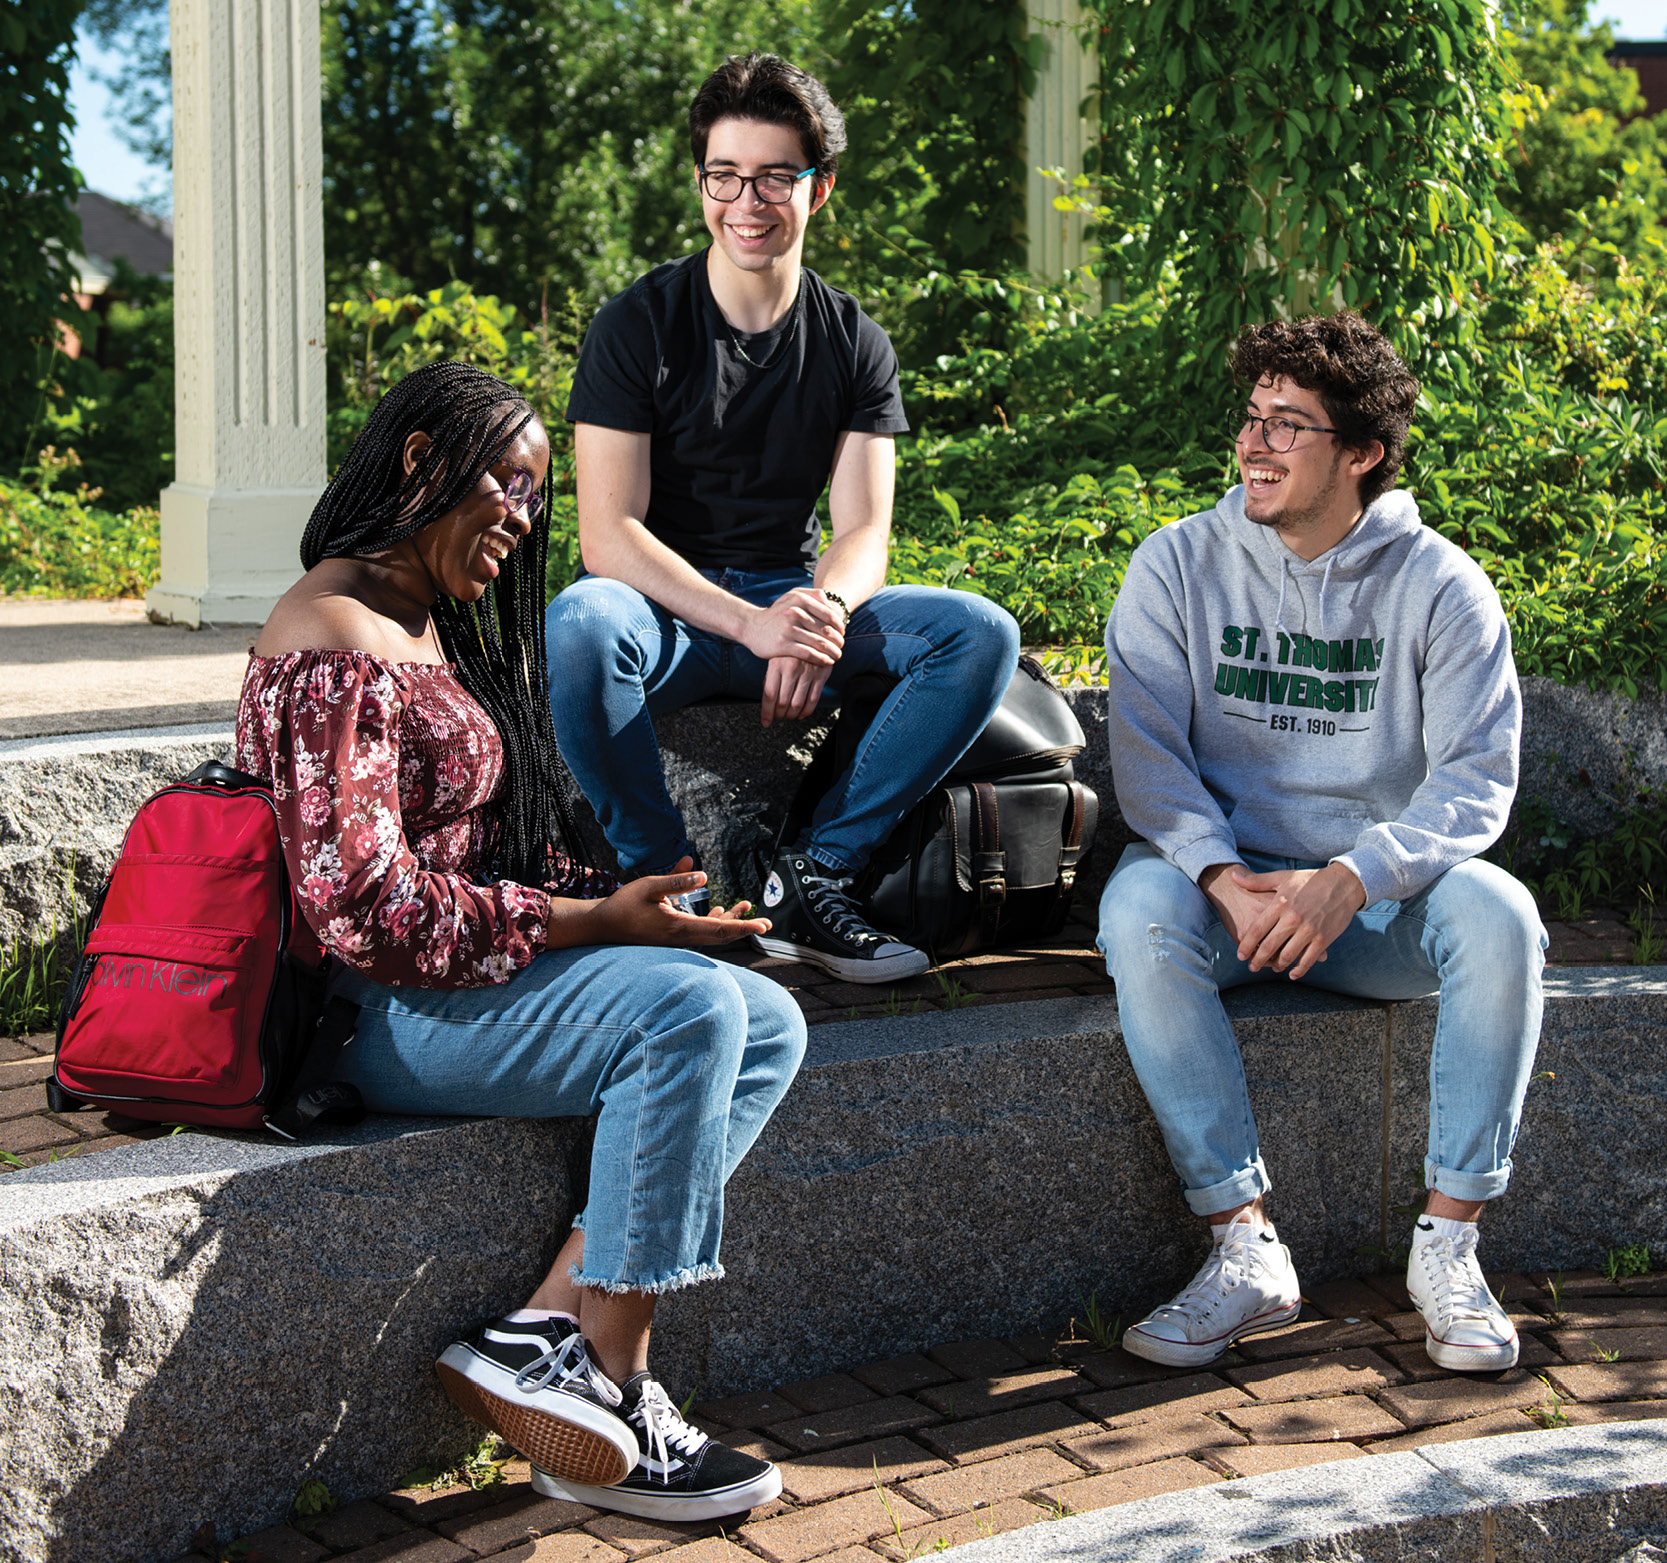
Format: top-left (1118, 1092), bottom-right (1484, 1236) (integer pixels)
top-left (763, 871), bottom-right (784, 908)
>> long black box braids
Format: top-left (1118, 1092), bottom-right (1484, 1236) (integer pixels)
top-left (300, 359), bottom-right (590, 885)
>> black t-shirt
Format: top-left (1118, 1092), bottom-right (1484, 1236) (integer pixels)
top-left (565, 250), bottom-right (909, 571)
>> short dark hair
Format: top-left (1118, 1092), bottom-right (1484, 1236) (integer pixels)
top-left (689, 52), bottom-right (846, 184)
top-left (1231, 313), bottom-right (1420, 505)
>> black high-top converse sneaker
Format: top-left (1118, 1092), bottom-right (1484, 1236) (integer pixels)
top-left (532, 1372), bottom-right (781, 1520)
top-left (752, 850), bottom-right (929, 983)
top-left (436, 1317), bottom-right (638, 1486)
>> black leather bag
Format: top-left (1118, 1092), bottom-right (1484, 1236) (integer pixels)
top-left (772, 654), bottom-right (1098, 960)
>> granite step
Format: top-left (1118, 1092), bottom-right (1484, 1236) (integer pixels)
top-left (1, 971), bottom-right (1663, 1563)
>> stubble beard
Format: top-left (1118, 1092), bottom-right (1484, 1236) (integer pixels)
top-left (1244, 448), bottom-right (1346, 537)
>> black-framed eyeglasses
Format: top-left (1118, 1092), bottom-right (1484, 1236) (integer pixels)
top-left (1232, 412), bottom-right (1338, 453)
top-left (698, 166), bottom-right (817, 204)
top-left (498, 464), bottom-right (545, 525)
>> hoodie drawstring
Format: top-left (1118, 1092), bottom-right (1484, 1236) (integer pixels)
top-left (1274, 558), bottom-right (1289, 632)
top-left (1318, 556), bottom-right (1335, 638)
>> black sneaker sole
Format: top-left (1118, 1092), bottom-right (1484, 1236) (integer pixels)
top-left (752, 934), bottom-right (930, 983)
top-left (436, 1345), bottom-right (636, 1486)
top-left (532, 1461), bottom-right (783, 1520)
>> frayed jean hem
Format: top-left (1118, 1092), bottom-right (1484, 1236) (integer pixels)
top-left (1425, 1157), bottom-right (1512, 1204)
top-left (1182, 1156), bottom-right (1270, 1218)
top-left (568, 1260), bottom-right (726, 1296)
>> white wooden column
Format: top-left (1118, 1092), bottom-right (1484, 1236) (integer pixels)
top-left (1023, 0), bottom-right (1098, 284)
top-left (148, 0), bottom-right (325, 628)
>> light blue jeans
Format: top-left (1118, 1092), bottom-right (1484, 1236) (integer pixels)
top-left (545, 568), bottom-right (1021, 877)
top-left (333, 945), bottom-right (806, 1293)
top-left (1098, 843), bottom-right (1547, 1216)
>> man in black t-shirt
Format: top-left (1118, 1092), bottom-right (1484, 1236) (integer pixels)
top-left (547, 52), bottom-right (1020, 984)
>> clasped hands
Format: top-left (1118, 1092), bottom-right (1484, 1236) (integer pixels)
top-left (740, 586), bottom-right (845, 727)
top-left (1199, 860), bottom-right (1368, 981)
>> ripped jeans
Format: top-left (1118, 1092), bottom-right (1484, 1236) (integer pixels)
top-left (1098, 842), bottom-right (1547, 1217)
top-left (333, 944), bottom-right (806, 1293)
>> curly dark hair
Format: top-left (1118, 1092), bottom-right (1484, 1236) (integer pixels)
top-left (1231, 313), bottom-right (1419, 505)
top-left (689, 52), bottom-right (846, 184)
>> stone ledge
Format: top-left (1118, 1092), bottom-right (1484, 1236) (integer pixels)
top-left (1, 971), bottom-right (1663, 1563)
top-left (5, 673), bottom-right (1664, 944)
top-left (937, 1419), bottom-right (1667, 1562)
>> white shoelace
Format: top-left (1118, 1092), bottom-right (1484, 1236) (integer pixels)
top-left (514, 1333), bottom-right (622, 1407)
top-left (1158, 1232), bottom-right (1255, 1327)
top-left (802, 868), bottom-right (879, 946)
top-left (633, 1379), bottom-right (708, 1483)
top-left (1415, 1229), bottom-right (1500, 1325)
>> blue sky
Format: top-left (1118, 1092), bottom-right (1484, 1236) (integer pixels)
top-left (68, 3), bottom-right (1667, 210)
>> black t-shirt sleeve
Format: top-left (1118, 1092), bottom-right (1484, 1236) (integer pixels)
top-left (846, 312), bottom-right (910, 435)
top-left (565, 291), bottom-right (656, 432)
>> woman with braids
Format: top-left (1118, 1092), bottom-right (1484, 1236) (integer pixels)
top-left (235, 360), bottom-right (804, 1522)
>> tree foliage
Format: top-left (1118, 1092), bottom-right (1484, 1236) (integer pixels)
top-left (1500, 0), bottom-right (1667, 265)
top-left (320, 0), bottom-right (818, 312)
top-left (78, 0), bottom-right (171, 207)
top-left (1, 0), bottom-right (85, 465)
top-left (1087, 0), bottom-right (1516, 411)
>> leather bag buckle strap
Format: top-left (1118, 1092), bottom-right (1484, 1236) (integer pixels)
top-left (971, 783), bottom-right (1006, 941)
top-left (1056, 782), bottom-right (1088, 894)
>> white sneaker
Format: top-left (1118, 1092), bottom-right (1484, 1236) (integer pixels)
top-left (1406, 1219), bottom-right (1519, 1371)
top-left (1121, 1211), bottom-right (1303, 1367)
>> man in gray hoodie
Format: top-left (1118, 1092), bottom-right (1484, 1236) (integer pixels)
top-left (1100, 313), bottom-right (1546, 1375)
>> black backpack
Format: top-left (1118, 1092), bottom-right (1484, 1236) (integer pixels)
top-left (771, 655), bottom-right (1098, 960)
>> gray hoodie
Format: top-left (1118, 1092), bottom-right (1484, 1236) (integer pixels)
top-left (1104, 486), bottom-right (1520, 905)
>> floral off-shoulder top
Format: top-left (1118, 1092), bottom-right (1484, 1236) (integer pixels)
top-left (235, 649), bottom-right (615, 988)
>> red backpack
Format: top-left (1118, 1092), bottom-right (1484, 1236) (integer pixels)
top-left (50, 760), bottom-right (362, 1137)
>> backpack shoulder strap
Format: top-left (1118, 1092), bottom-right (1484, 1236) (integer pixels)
top-left (266, 989), bottom-right (364, 1140)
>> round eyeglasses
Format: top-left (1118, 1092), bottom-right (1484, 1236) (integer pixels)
top-left (1231, 412), bottom-right (1338, 453)
top-left (500, 465), bottom-right (545, 525)
top-left (698, 167), bottom-right (817, 204)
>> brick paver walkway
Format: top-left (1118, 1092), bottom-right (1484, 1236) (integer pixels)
top-left (153, 1268), bottom-right (1667, 1563)
top-left (0, 906), bottom-right (1647, 1170)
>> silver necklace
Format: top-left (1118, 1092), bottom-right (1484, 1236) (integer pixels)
top-left (726, 279), bottom-right (803, 370)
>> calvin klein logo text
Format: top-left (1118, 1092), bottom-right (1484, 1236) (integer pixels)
top-left (92, 954), bottom-right (232, 1000)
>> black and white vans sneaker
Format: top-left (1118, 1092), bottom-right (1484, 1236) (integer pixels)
top-left (532, 1373), bottom-right (781, 1521)
top-left (752, 850), bottom-right (929, 983)
top-left (435, 1317), bottom-right (638, 1486)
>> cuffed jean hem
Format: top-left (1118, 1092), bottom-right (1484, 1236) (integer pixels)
top-left (569, 1260), bottom-right (726, 1296)
top-left (1182, 1155), bottom-right (1272, 1218)
top-left (1425, 1157), bottom-right (1514, 1203)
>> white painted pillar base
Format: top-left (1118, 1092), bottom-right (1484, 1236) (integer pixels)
top-left (148, 0), bottom-right (326, 629)
top-left (148, 485), bottom-right (323, 628)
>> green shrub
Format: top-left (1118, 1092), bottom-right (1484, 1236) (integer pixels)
top-left (0, 448), bottom-right (159, 599)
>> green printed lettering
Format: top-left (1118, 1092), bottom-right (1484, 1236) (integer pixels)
top-left (1215, 662), bottom-right (1236, 695)
top-left (1361, 679), bottom-right (1378, 711)
top-left (1244, 627), bottom-right (1261, 660)
top-left (1307, 676), bottom-right (1326, 706)
top-left (1289, 677), bottom-right (1309, 708)
top-left (1234, 666), bottom-right (1259, 699)
top-left (1220, 626), bottom-right (1243, 659)
top-left (1311, 638), bottom-right (1330, 671)
top-left (1355, 638), bottom-right (1377, 672)
top-left (1324, 680), bottom-right (1345, 712)
top-left (1375, 639), bottom-right (1385, 664)
top-left (1276, 632), bottom-right (1291, 665)
top-left (1329, 640), bottom-right (1353, 672)
top-left (1292, 634), bottom-right (1313, 668)
top-left (1269, 673), bottom-right (1290, 704)
top-left (1257, 669), bottom-right (1270, 701)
